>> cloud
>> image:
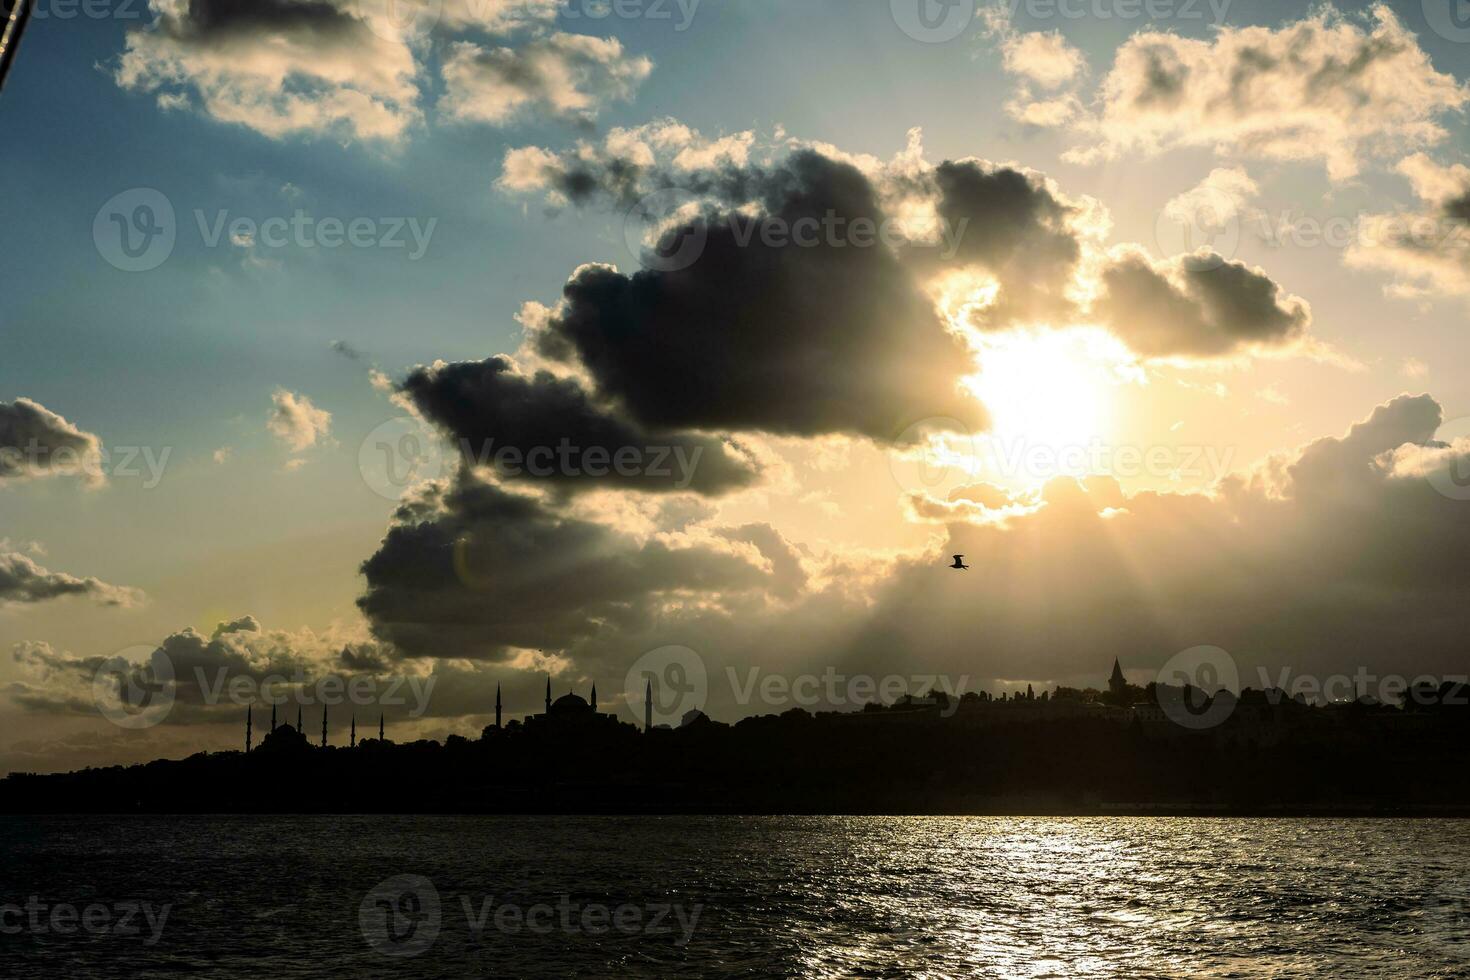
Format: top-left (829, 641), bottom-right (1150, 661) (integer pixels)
top-left (0, 553), bottom-right (143, 607)
top-left (1001, 30), bottom-right (1085, 89)
top-left (1069, 6), bottom-right (1467, 180)
top-left (113, 0), bottom-right (423, 141)
top-left (329, 339), bottom-right (364, 361)
top-left (267, 389), bottom-right (332, 452)
top-left (848, 394), bottom-right (1470, 687)
top-left (1162, 166), bottom-right (1258, 233)
top-left (981, 7), bottom-right (1088, 127)
top-left (924, 158), bottom-right (1090, 327)
top-left (439, 0), bottom-right (560, 32)
top-left (357, 470), bottom-right (777, 659)
top-left (0, 398), bottom-right (105, 485)
top-left (5, 617), bottom-right (413, 730)
top-left (1345, 153), bottom-right (1470, 302)
top-left (112, 0), bottom-right (652, 141)
top-left (349, 391), bottom-right (1470, 718)
top-left (439, 33), bottom-right (653, 126)
top-left (395, 356), bottom-right (764, 495)
top-left (530, 151), bottom-right (988, 441)
top-left (495, 120), bottom-right (763, 205)
top-left (1092, 246), bottom-right (1312, 359)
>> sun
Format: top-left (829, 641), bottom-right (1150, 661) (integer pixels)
top-left (965, 327), bottom-right (1137, 486)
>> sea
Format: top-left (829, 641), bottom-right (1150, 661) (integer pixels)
top-left (0, 815), bottom-right (1466, 978)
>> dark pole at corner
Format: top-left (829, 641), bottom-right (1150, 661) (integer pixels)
top-left (0, 0), bottom-right (33, 96)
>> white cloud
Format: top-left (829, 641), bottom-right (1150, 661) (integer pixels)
top-left (1001, 31), bottom-right (1085, 89)
top-left (267, 389), bottom-right (332, 453)
top-left (1345, 153), bottom-right (1470, 301)
top-left (439, 33), bottom-right (653, 126)
top-left (1068, 6), bottom-right (1467, 180)
top-left (114, 0), bottom-right (423, 142)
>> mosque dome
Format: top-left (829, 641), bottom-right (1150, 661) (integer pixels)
top-left (550, 693), bottom-right (592, 715)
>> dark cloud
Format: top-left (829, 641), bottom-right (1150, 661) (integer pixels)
top-left (1445, 193), bottom-right (1470, 226)
top-left (330, 340), bottom-right (364, 361)
top-left (397, 357), bottom-right (762, 495)
top-left (357, 470), bottom-right (775, 660)
top-left (1094, 248), bottom-right (1311, 358)
top-left (0, 398), bottom-right (104, 483)
top-left (0, 553), bottom-right (141, 607)
top-left (849, 394), bottom-right (1470, 687)
top-left (925, 159), bottom-right (1082, 324)
top-left (536, 151), bottom-right (985, 442)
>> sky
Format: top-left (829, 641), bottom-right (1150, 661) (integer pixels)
top-left (2, 0), bottom-right (1470, 772)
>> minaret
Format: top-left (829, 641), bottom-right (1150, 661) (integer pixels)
top-left (321, 705), bottom-right (328, 748)
top-left (270, 702), bottom-right (277, 731)
top-left (545, 675), bottom-right (551, 714)
top-left (590, 683), bottom-right (597, 711)
top-left (245, 705), bottom-right (253, 753)
top-left (379, 714), bottom-right (384, 742)
top-left (645, 678), bottom-right (652, 733)
top-left (495, 684), bottom-right (502, 729)
top-left (296, 705), bottom-right (303, 732)
top-left (350, 715), bottom-right (356, 748)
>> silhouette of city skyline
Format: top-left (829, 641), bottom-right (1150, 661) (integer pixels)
top-left (6, 659), bottom-right (1470, 816)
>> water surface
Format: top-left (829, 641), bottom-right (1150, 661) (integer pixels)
top-left (0, 816), bottom-right (1465, 978)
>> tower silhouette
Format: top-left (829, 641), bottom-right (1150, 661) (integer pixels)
top-left (245, 704), bottom-right (253, 753)
top-left (270, 702), bottom-right (277, 731)
top-left (591, 683), bottom-right (597, 711)
top-left (296, 705), bottom-right (302, 732)
top-left (545, 675), bottom-right (551, 714)
top-left (379, 714), bottom-right (384, 742)
top-left (495, 683), bottom-right (502, 729)
top-left (350, 714), bottom-right (356, 749)
top-left (645, 678), bottom-right (652, 733)
top-left (321, 705), bottom-right (327, 748)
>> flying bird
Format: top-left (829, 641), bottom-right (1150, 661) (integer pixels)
top-left (950, 555), bottom-right (969, 570)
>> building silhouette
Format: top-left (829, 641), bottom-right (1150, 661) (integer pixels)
top-left (524, 677), bottom-right (624, 733)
